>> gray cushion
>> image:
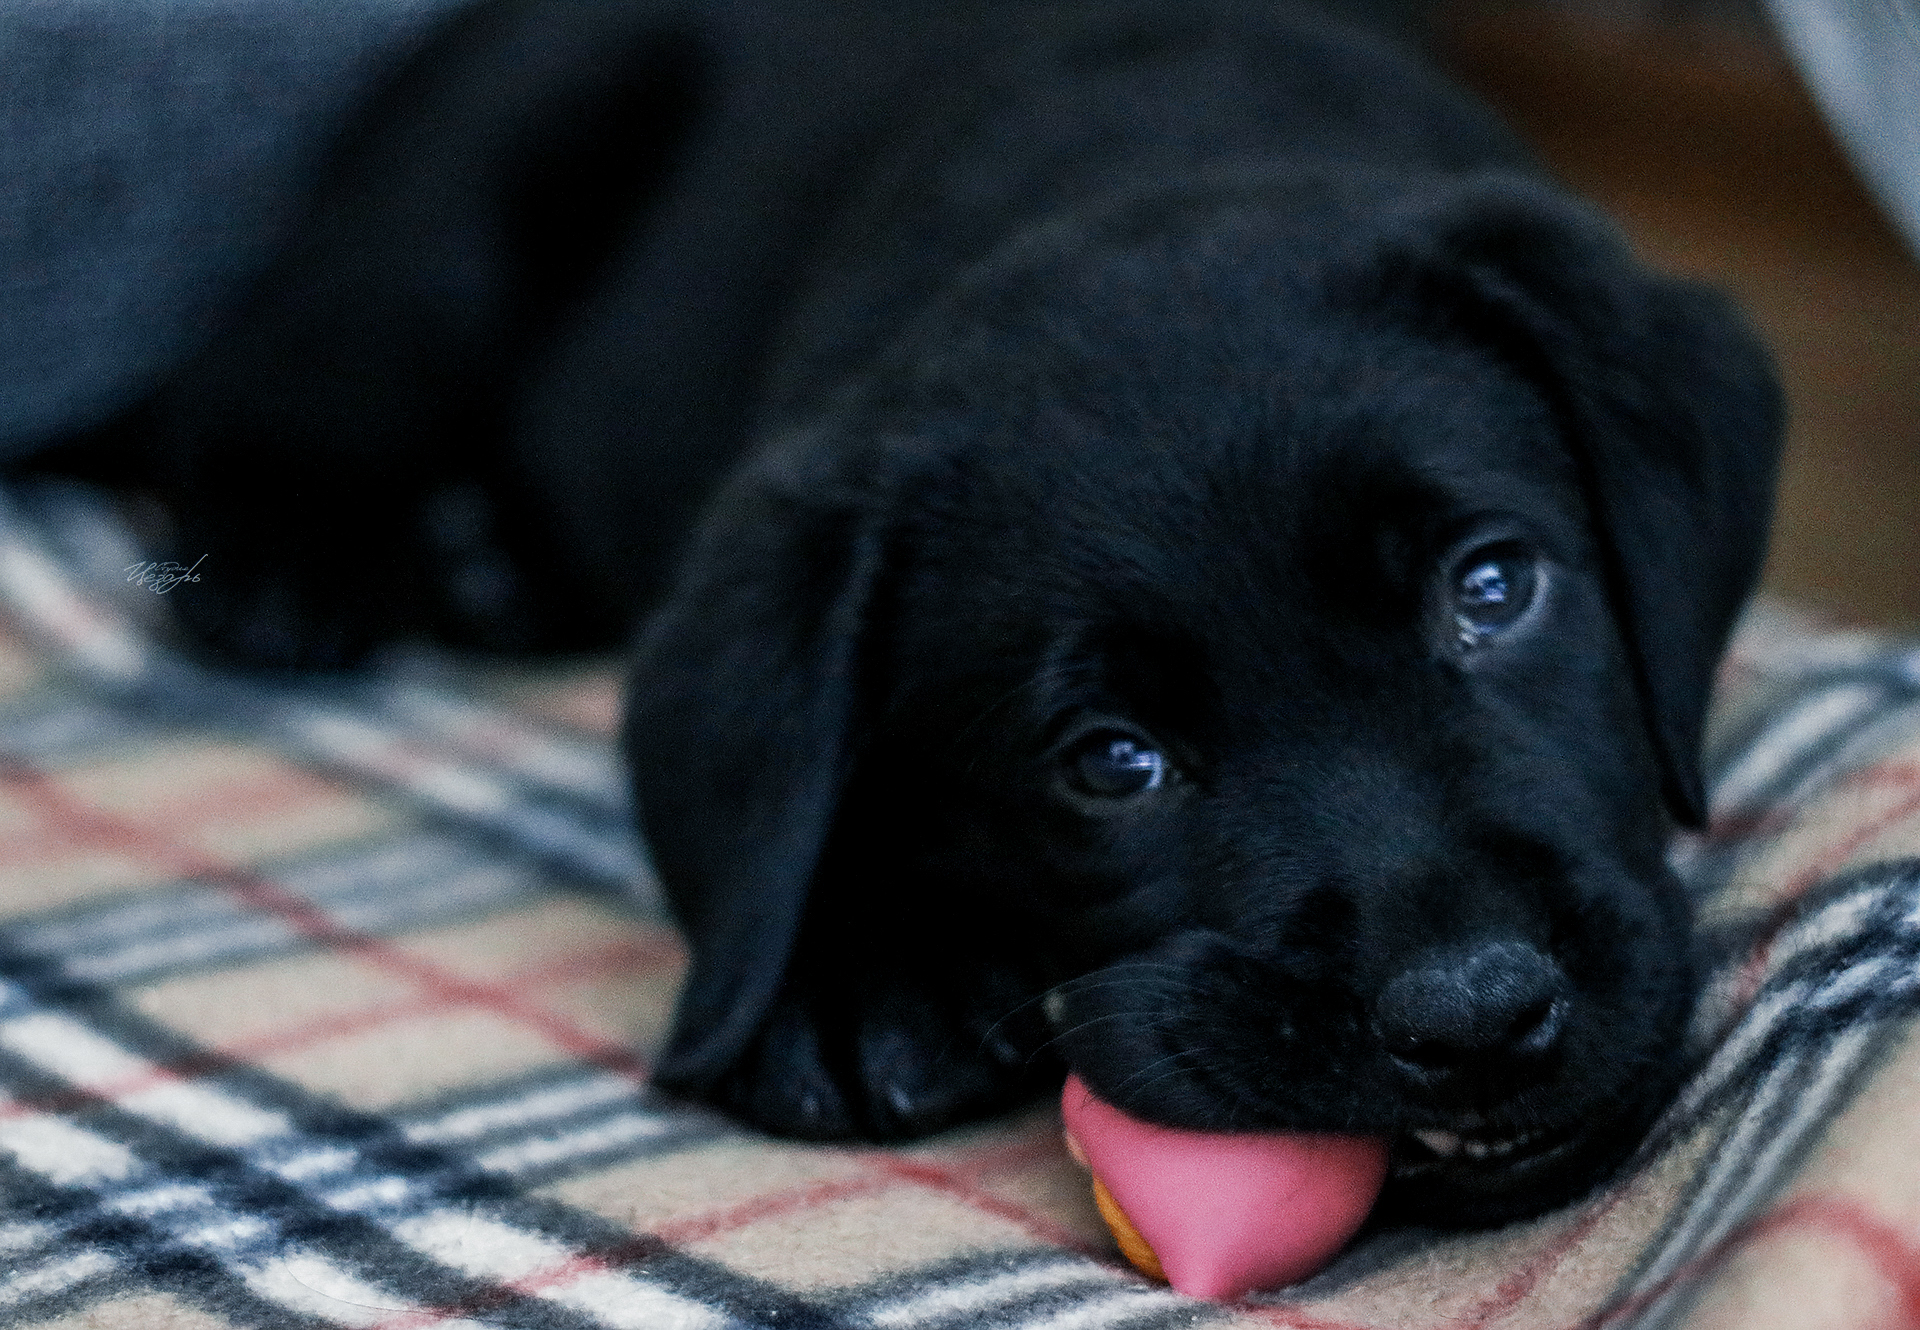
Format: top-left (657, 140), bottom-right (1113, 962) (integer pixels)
top-left (0, 0), bottom-right (467, 457)
top-left (1765, 0), bottom-right (1920, 257)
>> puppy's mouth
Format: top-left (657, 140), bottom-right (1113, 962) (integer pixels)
top-left (1389, 1119), bottom-right (1581, 1177)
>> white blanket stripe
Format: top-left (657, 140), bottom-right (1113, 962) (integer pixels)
top-left (0, 1250), bottom-right (119, 1310)
top-left (0, 980), bottom-right (737, 1329)
top-left (240, 1252), bottom-right (494, 1330)
top-left (0, 1220), bottom-right (53, 1254)
top-left (372, 681), bottom-right (625, 805)
top-left (401, 1072), bottom-right (638, 1144)
top-left (469, 1111), bottom-right (674, 1174)
top-left (390, 1212), bottom-right (727, 1330)
top-left (0, 834), bottom-right (542, 990)
top-left (1014, 1287), bottom-right (1194, 1330)
top-left (862, 1257), bottom-right (1123, 1326)
top-left (1708, 681), bottom-right (1891, 820)
top-left (850, 1255), bottom-right (1212, 1330)
top-left (0, 492), bottom-right (149, 688)
top-left (1613, 863), bottom-right (1920, 1328)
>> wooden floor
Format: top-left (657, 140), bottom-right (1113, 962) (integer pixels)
top-left (1441, 6), bottom-right (1920, 628)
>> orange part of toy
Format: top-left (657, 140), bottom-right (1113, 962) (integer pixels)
top-left (1091, 1173), bottom-right (1166, 1282)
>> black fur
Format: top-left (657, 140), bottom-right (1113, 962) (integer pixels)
top-left (30, 0), bottom-right (1782, 1228)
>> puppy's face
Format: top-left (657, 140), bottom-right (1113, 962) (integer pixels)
top-left (865, 330), bottom-right (1691, 1225)
top-left (634, 181), bottom-right (1779, 1228)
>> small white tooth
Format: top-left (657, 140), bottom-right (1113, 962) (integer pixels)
top-left (1486, 1138), bottom-right (1515, 1156)
top-left (1413, 1130), bottom-right (1462, 1157)
top-left (1463, 1139), bottom-right (1490, 1160)
top-left (1042, 991), bottom-right (1067, 1028)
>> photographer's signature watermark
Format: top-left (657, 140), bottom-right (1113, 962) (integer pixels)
top-left (125, 556), bottom-right (206, 595)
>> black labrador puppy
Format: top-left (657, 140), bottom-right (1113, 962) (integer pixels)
top-left (40, 0), bottom-right (1781, 1229)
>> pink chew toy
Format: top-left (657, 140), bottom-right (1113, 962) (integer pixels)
top-left (1061, 1074), bottom-right (1389, 1301)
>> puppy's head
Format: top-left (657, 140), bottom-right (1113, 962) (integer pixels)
top-left (630, 173), bottom-right (1780, 1226)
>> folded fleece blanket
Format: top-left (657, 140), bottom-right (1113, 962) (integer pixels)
top-left (0, 478), bottom-right (1916, 1330)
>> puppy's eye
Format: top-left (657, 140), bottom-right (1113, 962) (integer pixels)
top-left (1450, 543), bottom-right (1539, 646)
top-left (1065, 732), bottom-right (1168, 798)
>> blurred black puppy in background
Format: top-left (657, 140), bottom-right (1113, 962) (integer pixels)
top-left (34, 0), bottom-right (1781, 1229)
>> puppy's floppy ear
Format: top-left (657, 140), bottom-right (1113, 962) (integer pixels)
top-left (1374, 176), bottom-right (1783, 825)
top-left (624, 442), bottom-right (887, 1097)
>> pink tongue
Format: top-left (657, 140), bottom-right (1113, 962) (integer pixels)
top-left (1062, 1075), bottom-right (1389, 1301)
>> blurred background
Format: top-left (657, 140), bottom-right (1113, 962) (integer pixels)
top-left (1442, 0), bottom-right (1920, 628)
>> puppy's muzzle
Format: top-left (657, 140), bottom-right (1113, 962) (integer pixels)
top-left (1372, 941), bottom-right (1569, 1100)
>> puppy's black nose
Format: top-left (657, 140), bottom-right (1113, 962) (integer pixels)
top-left (1374, 941), bottom-right (1568, 1089)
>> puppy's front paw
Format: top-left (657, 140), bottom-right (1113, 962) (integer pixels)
top-left (696, 969), bottom-right (1058, 1141)
top-left (708, 999), bottom-right (864, 1139)
top-left (850, 971), bottom-right (1059, 1138)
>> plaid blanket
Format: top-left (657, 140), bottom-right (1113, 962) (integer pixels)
top-left (1, 477), bottom-right (1917, 1330)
